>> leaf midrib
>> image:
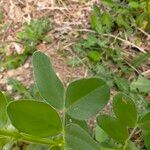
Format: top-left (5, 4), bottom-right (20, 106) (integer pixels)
top-left (66, 84), bottom-right (107, 111)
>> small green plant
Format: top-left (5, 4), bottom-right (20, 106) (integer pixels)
top-left (0, 52), bottom-right (150, 149)
top-left (0, 18), bottom-right (51, 70)
top-left (7, 77), bottom-right (43, 100)
top-left (73, 0), bottom-right (150, 114)
top-left (91, 0), bottom-right (150, 33)
top-left (17, 17), bottom-right (51, 52)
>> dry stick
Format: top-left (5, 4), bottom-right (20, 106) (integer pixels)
top-left (137, 27), bottom-right (150, 39)
top-left (37, 7), bottom-right (67, 11)
top-left (17, 0), bottom-right (26, 6)
top-left (3, 40), bottom-right (23, 45)
top-left (124, 60), bottom-right (140, 74)
top-left (123, 125), bottom-right (138, 150)
top-left (57, 0), bottom-right (69, 12)
top-left (51, 0), bottom-right (55, 9)
top-left (2, 21), bottom-right (13, 42)
top-left (76, 29), bottom-right (146, 53)
top-left (103, 33), bottom-right (146, 53)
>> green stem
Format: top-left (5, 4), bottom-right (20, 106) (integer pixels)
top-left (123, 125), bottom-right (138, 150)
top-left (0, 129), bottom-right (57, 146)
top-left (62, 90), bottom-right (66, 149)
top-left (62, 109), bottom-right (66, 149)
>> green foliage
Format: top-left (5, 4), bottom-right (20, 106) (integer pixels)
top-left (97, 115), bottom-right (129, 144)
top-left (95, 126), bottom-right (108, 144)
top-left (91, 5), bottom-right (114, 33)
top-left (87, 51), bottom-right (101, 62)
top-left (0, 92), bottom-right (8, 128)
top-left (95, 0), bottom-right (150, 32)
top-left (139, 112), bottom-right (150, 149)
top-left (0, 52), bottom-right (110, 149)
top-left (65, 124), bottom-right (101, 150)
top-left (0, 18), bottom-right (51, 71)
top-left (7, 100), bottom-right (62, 137)
top-left (73, 32), bottom-right (149, 113)
top-left (73, 0), bottom-right (150, 114)
top-left (7, 77), bottom-right (43, 101)
top-left (66, 78), bottom-right (110, 120)
top-left (17, 18), bottom-right (51, 52)
top-left (113, 93), bottom-right (137, 128)
top-left (7, 77), bottom-right (32, 99)
top-left (139, 112), bottom-right (150, 131)
top-left (130, 76), bottom-right (150, 93)
top-left (26, 144), bottom-right (49, 150)
top-left (0, 51), bottom-right (150, 149)
top-left (65, 114), bottom-right (89, 132)
top-left (97, 92), bottom-right (150, 149)
top-left (142, 131), bottom-right (150, 149)
top-left (1, 53), bottom-right (28, 70)
top-left (114, 77), bottom-right (130, 92)
top-left (32, 52), bottom-right (64, 109)
top-left (131, 52), bottom-right (150, 67)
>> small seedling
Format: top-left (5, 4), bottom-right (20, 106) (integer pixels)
top-left (0, 18), bottom-right (51, 71)
top-left (17, 18), bottom-right (51, 52)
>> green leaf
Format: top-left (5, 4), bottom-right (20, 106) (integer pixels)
top-left (65, 114), bottom-right (89, 132)
top-left (114, 77), bottom-right (130, 92)
top-left (32, 51), bottom-right (65, 109)
top-left (91, 5), bottom-right (103, 33)
top-left (95, 126), bottom-right (108, 143)
top-left (2, 140), bottom-right (14, 150)
top-left (0, 137), bottom-right (8, 149)
top-left (97, 115), bottom-right (128, 143)
top-left (113, 93), bottom-right (137, 128)
top-left (7, 100), bottom-right (62, 137)
top-left (130, 76), bottom-right (150, 93)
top-left (50, 146), bottom-right (62, 150)
top-left (116, 15), bottom-right (130, 30)
top-left (116, 15), bottom-right (124, 27)
top-left (142, 131), bottom-right (150, 150)
top-left (87, 51), bottom-right (101, 62)
top-left (0, 91), bottom-right (8, 128)
top-left (139, 112), bottom-right (150, 131)
top-left (1, 54), bottom-right (28, 70)
top-left (101, 12), bottom-right (113, 32)
top-left (7, 77), bottom-right (32, 99)
top-left (26, 144), bottom-right (49, 150)
top-left (136, 13), bottom-right (147, 29)
top-left (126, 141), bottom-right (138, 150)
top-left (65, 123), bottom-right (101, 150)
top-left (128, 2), bottom-right (139, 9)
top-left (101, 0), bottom-right (115, 7)
top-left (66, 78), bottom-right (110, 120)
top-left (132, 52), bottom-right (150, 67)
top-left (17, 18), bottom-right (51, 52)
top-left (101, 148), bottom-right (116, 150)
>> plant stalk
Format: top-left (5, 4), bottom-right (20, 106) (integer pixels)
top-left (123, 125), bottom-right (138, 150)
top-left (0, 129), bottom-right (57, 146)
top-left (62, 90), bottom-right (66, 149)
